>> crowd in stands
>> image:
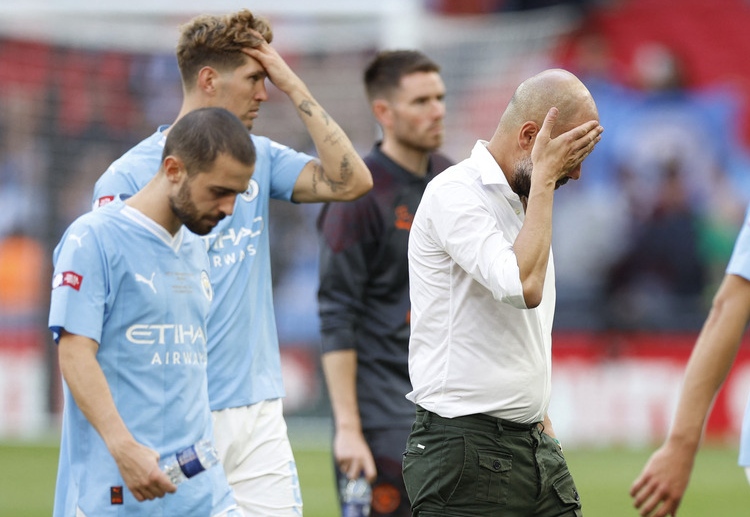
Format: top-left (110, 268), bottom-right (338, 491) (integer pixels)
top-left (2, 0), bottom-right (750, 345)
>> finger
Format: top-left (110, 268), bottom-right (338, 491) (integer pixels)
top-left (568, 121), bottom-right (602, 152)
top-left (246, 27), bottom-right (269, 43)
top-left (363, 460), bottom-right (378, 484)
top-left (240, 47), bottom-right (263, 60)
top-left (575, 133), bottom-right (601, 161)
top-left (537, 107), bottom-right (559, 141)
top-left (346, 459), bottom-right (362, 480)
top-left (147, 464), bottom-right (176, 496)
top-left (630, 474), bottom-right (647, 497)
top-left (159, 478), bottom-right (177, 494)
top-left (138, 482), bottom-right (164, 501)
top-left (639, 489), bottom-right (671, 517)
top-left (631, 479), bottom-right (655, 509)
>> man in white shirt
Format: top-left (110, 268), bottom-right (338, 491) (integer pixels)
top-left (403, 69), bottom-right (603, 517)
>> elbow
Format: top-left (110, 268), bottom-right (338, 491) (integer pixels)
top-left (344, 168), bottom-right (374, 201)
top-left (521, 278), bottom-right (544, 308)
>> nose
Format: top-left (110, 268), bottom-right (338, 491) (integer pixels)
top-left (433, 99), bottom-right (446, 119)
top-left (219, 195), bottom-right (237, 217)
top-left (255, 80), bottom-right (269, 102)
top-left (568, 164), bottom-right (582, 181)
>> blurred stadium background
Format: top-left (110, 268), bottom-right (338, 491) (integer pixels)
top-left (3, 0), bottom-right (750, 514)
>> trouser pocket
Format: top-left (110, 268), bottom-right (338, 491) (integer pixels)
top-left (475, 450), bottom-right (513, 504)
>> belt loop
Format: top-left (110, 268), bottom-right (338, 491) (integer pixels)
top-left (420, 407), bottom-right (432, 430)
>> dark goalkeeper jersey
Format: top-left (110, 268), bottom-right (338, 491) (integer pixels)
top-left (317, 143), bottom-right (452, 430)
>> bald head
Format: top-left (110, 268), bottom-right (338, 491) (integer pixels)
top-left (497, 69), bottom-right (598, 138)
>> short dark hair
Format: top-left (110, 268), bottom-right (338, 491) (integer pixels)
top-left (163, 107), bottom-right (256, 174)
top-left (364, 50), bottom-right (441, 102)
top-left (176, 9), bottom-right (273, 88)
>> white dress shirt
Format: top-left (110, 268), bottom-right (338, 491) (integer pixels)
top-left (406, 141), bottom-right (555, 424)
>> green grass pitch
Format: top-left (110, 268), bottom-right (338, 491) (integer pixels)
top-left (1, 440), bottom-right (749, 516)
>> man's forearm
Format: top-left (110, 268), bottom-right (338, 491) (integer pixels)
top-left (288, 87), bottom-right (371, 202)
top-left (59, 333), bottom-right (135, 455)
top-left (321, 349), bottom-right (362, 432)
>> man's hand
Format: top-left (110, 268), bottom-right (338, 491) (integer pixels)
top-left (334, 428), bottom-right (378, 484)
top-left (630, 442), bottom-right (695, 517)
top-left (111, 440), bottom-right (177, 502)
top-left (531, 107), bottom-right (603, 185)
top-left (241, 30), bottom-right (304, 96)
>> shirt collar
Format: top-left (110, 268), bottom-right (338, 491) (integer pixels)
top-left (470, 140), bottom-right (522, 204)
top-left (371, 142), bottom-right (438, 182)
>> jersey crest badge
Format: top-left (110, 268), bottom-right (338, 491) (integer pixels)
top-left (201, 270), bottom-right (213, 301)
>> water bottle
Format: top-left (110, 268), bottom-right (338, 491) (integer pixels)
top-left (340, 475), bottom-right (371, 517)
top-left (159, 439), bottom-right (219, 485)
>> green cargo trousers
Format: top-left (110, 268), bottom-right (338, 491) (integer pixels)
top-left (402, 406), bottom-right (582, 517)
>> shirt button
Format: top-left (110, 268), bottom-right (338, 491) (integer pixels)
top-left (493, 460), bottom-right (501, 470)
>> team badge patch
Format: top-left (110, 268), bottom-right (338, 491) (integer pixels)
top-left (240, 179), bottom-right (260, 202)
top-left (372, 482), bottom-right (401, 514)
top-left (110, 486), bottom-right (123, 505)
top-left (201, 270), bottom-right (213, 301)
top-left (94, 195), bottom-right (115, 208)
top-left (52, 271), bottom-right (83, 291)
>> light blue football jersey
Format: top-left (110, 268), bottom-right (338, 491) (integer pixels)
top-left (727, 204), bottom-right (750, 467)
top-left (49, 199), bottom-right (236, 516)
top-left (93, 127), bottom-right (311, 410)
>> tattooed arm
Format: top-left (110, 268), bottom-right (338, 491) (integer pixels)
top-left (242, 41), bottom-right (372, 203)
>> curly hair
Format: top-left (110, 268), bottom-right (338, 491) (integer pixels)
top-left (176, 9), bottom-right (273, 88)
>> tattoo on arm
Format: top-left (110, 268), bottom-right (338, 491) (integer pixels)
top-left (298, 99), bottom-right (314, 117)
top-left (339, 154), bottom-right (353, 183)
top-left (324, 129), bottom-right (343, 146)
top-left (312, 153), bottom-right (354, 194)
top-left (311, 162), bottom-right (320, 193)
top-left (322, 110), bottom-right (330, 126)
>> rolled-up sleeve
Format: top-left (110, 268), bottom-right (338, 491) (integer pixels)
top-left (426, 179), bottom-right (527, 309)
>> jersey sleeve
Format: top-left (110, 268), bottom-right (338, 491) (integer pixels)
top-left (91, 162), bottom-right (141, 209)
top-left (49, 217), bottom-right (108, 344)
top-left (317, 198), bottom-right (379, 353)
top-left (260, 137), bottom-right (314, 202)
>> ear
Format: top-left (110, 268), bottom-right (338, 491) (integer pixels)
top-left (371, 99), bottom-right (392, 128)
top-left (518, 121), bottom-right (539, 151)
top-left (163, 155), bottom-right (186, 184)
top-left (197, 66), bottom-right (220, 95)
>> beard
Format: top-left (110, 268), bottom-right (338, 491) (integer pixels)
top-left (508, 156), bottom-right (570, 199)
top-left (169, 180), bottom-right (224, 236)
top-left (509, 156), bottom-right (534, 199)
top-left (395, 125), bottom-right (444, 154)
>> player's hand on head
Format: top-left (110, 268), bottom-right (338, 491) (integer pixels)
top-left (241, 30), bottom-right (302, 95)
top-left (531, 107), bottom-right (602, 183)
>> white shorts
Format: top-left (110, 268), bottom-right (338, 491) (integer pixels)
top-left (212, 399), bottom-right (303, 516)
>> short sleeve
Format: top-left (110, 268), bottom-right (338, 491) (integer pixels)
top-left (49, 218), bottom-right (108, 344)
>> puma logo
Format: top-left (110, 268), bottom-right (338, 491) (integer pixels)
top-left (135, 272), bottom-right (157, 293)
top-left (68, 232), bottom-right (88, 247)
